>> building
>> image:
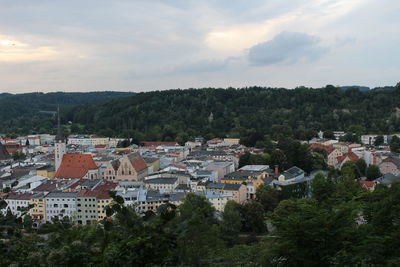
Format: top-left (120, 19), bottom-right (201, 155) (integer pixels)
top-left (144, 178), bottom-right (179, 193)
top-left (36, 165), bottom-right (56, 178)
top-left (105, 152), bottom-right (148, 181)
top-left (379, 157), bottom-right (400, 176)
top-left (3, 192), bottom-right (33, 217)
top-left (45, 192), bottom-right (77, 222)
top-left (30, 193), bottom-right (46, 221)
top-left (55, 107), bottom-right (66, 171)
top-left (55, 154), bottom-right (99, 179)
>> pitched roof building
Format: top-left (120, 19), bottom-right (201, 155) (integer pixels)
top-left (55, 154), bottom-right (99, 179)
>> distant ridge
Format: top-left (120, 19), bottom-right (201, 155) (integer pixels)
top-left (340, 86), bottom-right (370, 91)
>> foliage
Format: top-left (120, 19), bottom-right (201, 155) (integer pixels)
top-left (366, 165), bottom-right (382, 181)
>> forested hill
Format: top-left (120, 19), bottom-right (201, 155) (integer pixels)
top-left (62, 85), bottom-right (400, 144)
top-left (0, 92), bottom-right (133, 135)
top-left (1, 86), bottom-right (400, 142)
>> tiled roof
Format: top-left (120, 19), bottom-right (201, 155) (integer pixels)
top-left (7, 192), bottom-right (33, 200)
top-left (337, 152), bottom-right (359, 163)
top-left (127, 152), bottom-right (147, 172)
top-left (55, 154), bottom-right (98, 179)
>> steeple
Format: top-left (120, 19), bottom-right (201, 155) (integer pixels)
top-left (56, 105), bottom-right (63, 143)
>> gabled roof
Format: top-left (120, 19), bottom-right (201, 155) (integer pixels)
top-left (382, 157), bottom-right (400, 168)
top-left (55, 154), bottom-right (98, 179)
top-left (358, 180), bottom-right (375, 190)
top-left (337, 152), bottom-right (359, 164)
top-left (127, 152), bottom-right (147, 172)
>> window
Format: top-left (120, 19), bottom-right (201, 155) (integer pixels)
top-left (54, 204), bottom-right (58, 208)
top-left (64, 204), bottom-right (68, 208)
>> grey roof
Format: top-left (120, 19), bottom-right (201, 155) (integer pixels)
top-left (80, 179), bottom-right (102, 189)
top-left (224, 170), bottom-right (263, 180)
top-left (45, 192), bottom-right (78, 198)
top-left (205, 182), bottom-right (225, 190)
top-left (223, 183), bottom-right (243, 191)
top-left (175, 184), bottom-right (191, 190)
top-left (375, 173), bottom-right (400, 185)
top-left (145, 178), bottom-right (178, 185)
top-left (282, 166), bottom-right (305, 180)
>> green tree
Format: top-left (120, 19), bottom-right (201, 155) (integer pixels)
top-left (374, 136), bottom-right (384, 146)
top-left (255, 184), bottom-right (280, 212)
top-left (221, 200), bottom-right (242, 246)
top-left (310, 173), bottom-right (335, 203)
top-left (355, 158), bottom-right (367, 177)
top-left (366, 165), bottom-right (381, 181)
top-left (240, 201), bottom-right (266, 234)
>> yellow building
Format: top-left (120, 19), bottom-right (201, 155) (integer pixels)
top-left (223, 138), bottom-right (240, 145)
top-left (97, 197), bottom-right (113, 220)
top-left (36, 166), bottom-right (55, 179)
top-left (30, 193), bottom-right (46, 221)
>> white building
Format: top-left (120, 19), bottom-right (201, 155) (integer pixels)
top-left (3, 193), bottom-right (33, 217)
top-left (45, 192), bottom-right (77, 222)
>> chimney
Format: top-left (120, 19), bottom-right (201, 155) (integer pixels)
top-left (274, 165), bottom-right (279, 177)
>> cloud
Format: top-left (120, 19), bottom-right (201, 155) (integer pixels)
top-left (174, 57), bottom-right (237, 73)
top-left (247, 31), bottom-right (328, 66)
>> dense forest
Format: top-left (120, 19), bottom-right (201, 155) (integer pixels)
top-left (0, 92), bottom-right (133, 136)
top-left (2, 171), bottom-right (400, 266)
top-left (67, 84), bottom-right (400, 144)
top-left (1, 85), bottom-right (400, 145)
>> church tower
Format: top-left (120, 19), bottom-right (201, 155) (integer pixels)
top-left (55, 106), bottom-right (66, 171)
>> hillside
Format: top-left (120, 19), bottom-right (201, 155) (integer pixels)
top-left (0, 92), bottom-right (134, 135)
top-left (63, 85), bottom-right (400, 145)
top-left (1, 85), bottom-right (400, 143)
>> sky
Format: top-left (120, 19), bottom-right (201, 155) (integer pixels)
top-left (0, 0), bottom-right (399, 93)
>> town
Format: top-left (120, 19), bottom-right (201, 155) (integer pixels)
top-left (1, 111), bottom-right (399, 226)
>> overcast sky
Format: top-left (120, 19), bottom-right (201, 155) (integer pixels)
top-left (0, 0), bottom-right (399, 93)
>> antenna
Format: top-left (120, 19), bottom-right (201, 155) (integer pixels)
top-left (56, 105), bottom-right (63, 142)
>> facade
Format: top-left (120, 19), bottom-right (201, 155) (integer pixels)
top-left (105, 153), bottom-right (148, 181)
top-left (30, 193), bottom-right (46, 221)
top-left (45, 192), bottom-right (77, 222)
top-left (76, 190), bottom-right (98, 225)
top-left (379, 157), bottom-right (400, 176)
top-left (3, 193), bottom-right (33, 217)
top-left (144, 178), bottom-right (179, 193)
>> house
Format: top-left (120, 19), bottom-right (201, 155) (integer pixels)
top-left (277, 166), bottom-right (305, 182)
top-left (144, 178), bottom-right (179, 193)
top-left (202, 191), bottom-right (233, 212)
top-left (221, 183), bottom-right (247, 203)
top-left (45, 192), bottom-right (77, 222)
top-left (55, 154), bottom-right (99, 179)
top-left (143, 157), bottom-right (160, 173)
top-left (3, 192), bottom-right (33, 217)
top-left (379, 157), bottom-right (400, 176)
top-left (337, 152), bottom-right (359, 169)
top-left (104, 152), bottom-right (148, 182)
top-left (327, 149), bottom-right (343, 167)
top-left (358, 180), bottom-right (376, 191)
top-left (36, 165), bottom-right (56, 178)
top-left (205, 161), bottom-right (235, 180)
top-left (76, 189), bottom-right (99, 225)
top-left (30, 193), bottom-right (46, 221)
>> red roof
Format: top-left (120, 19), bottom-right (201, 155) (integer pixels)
top-left (127, 152), bottom-right (147, 172)
top-left (140, 141), bottom-right (178, 147)
top-left (77, 181), bottom-right (117, 199)
top-left (337, 152), bottom-right (359, 163)
top-left (55, 154), bottom-right (98, 179)
top-left (95, 144), bottom-right (107, 149)
top-left (358, 180), bottom-right (375, 190)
